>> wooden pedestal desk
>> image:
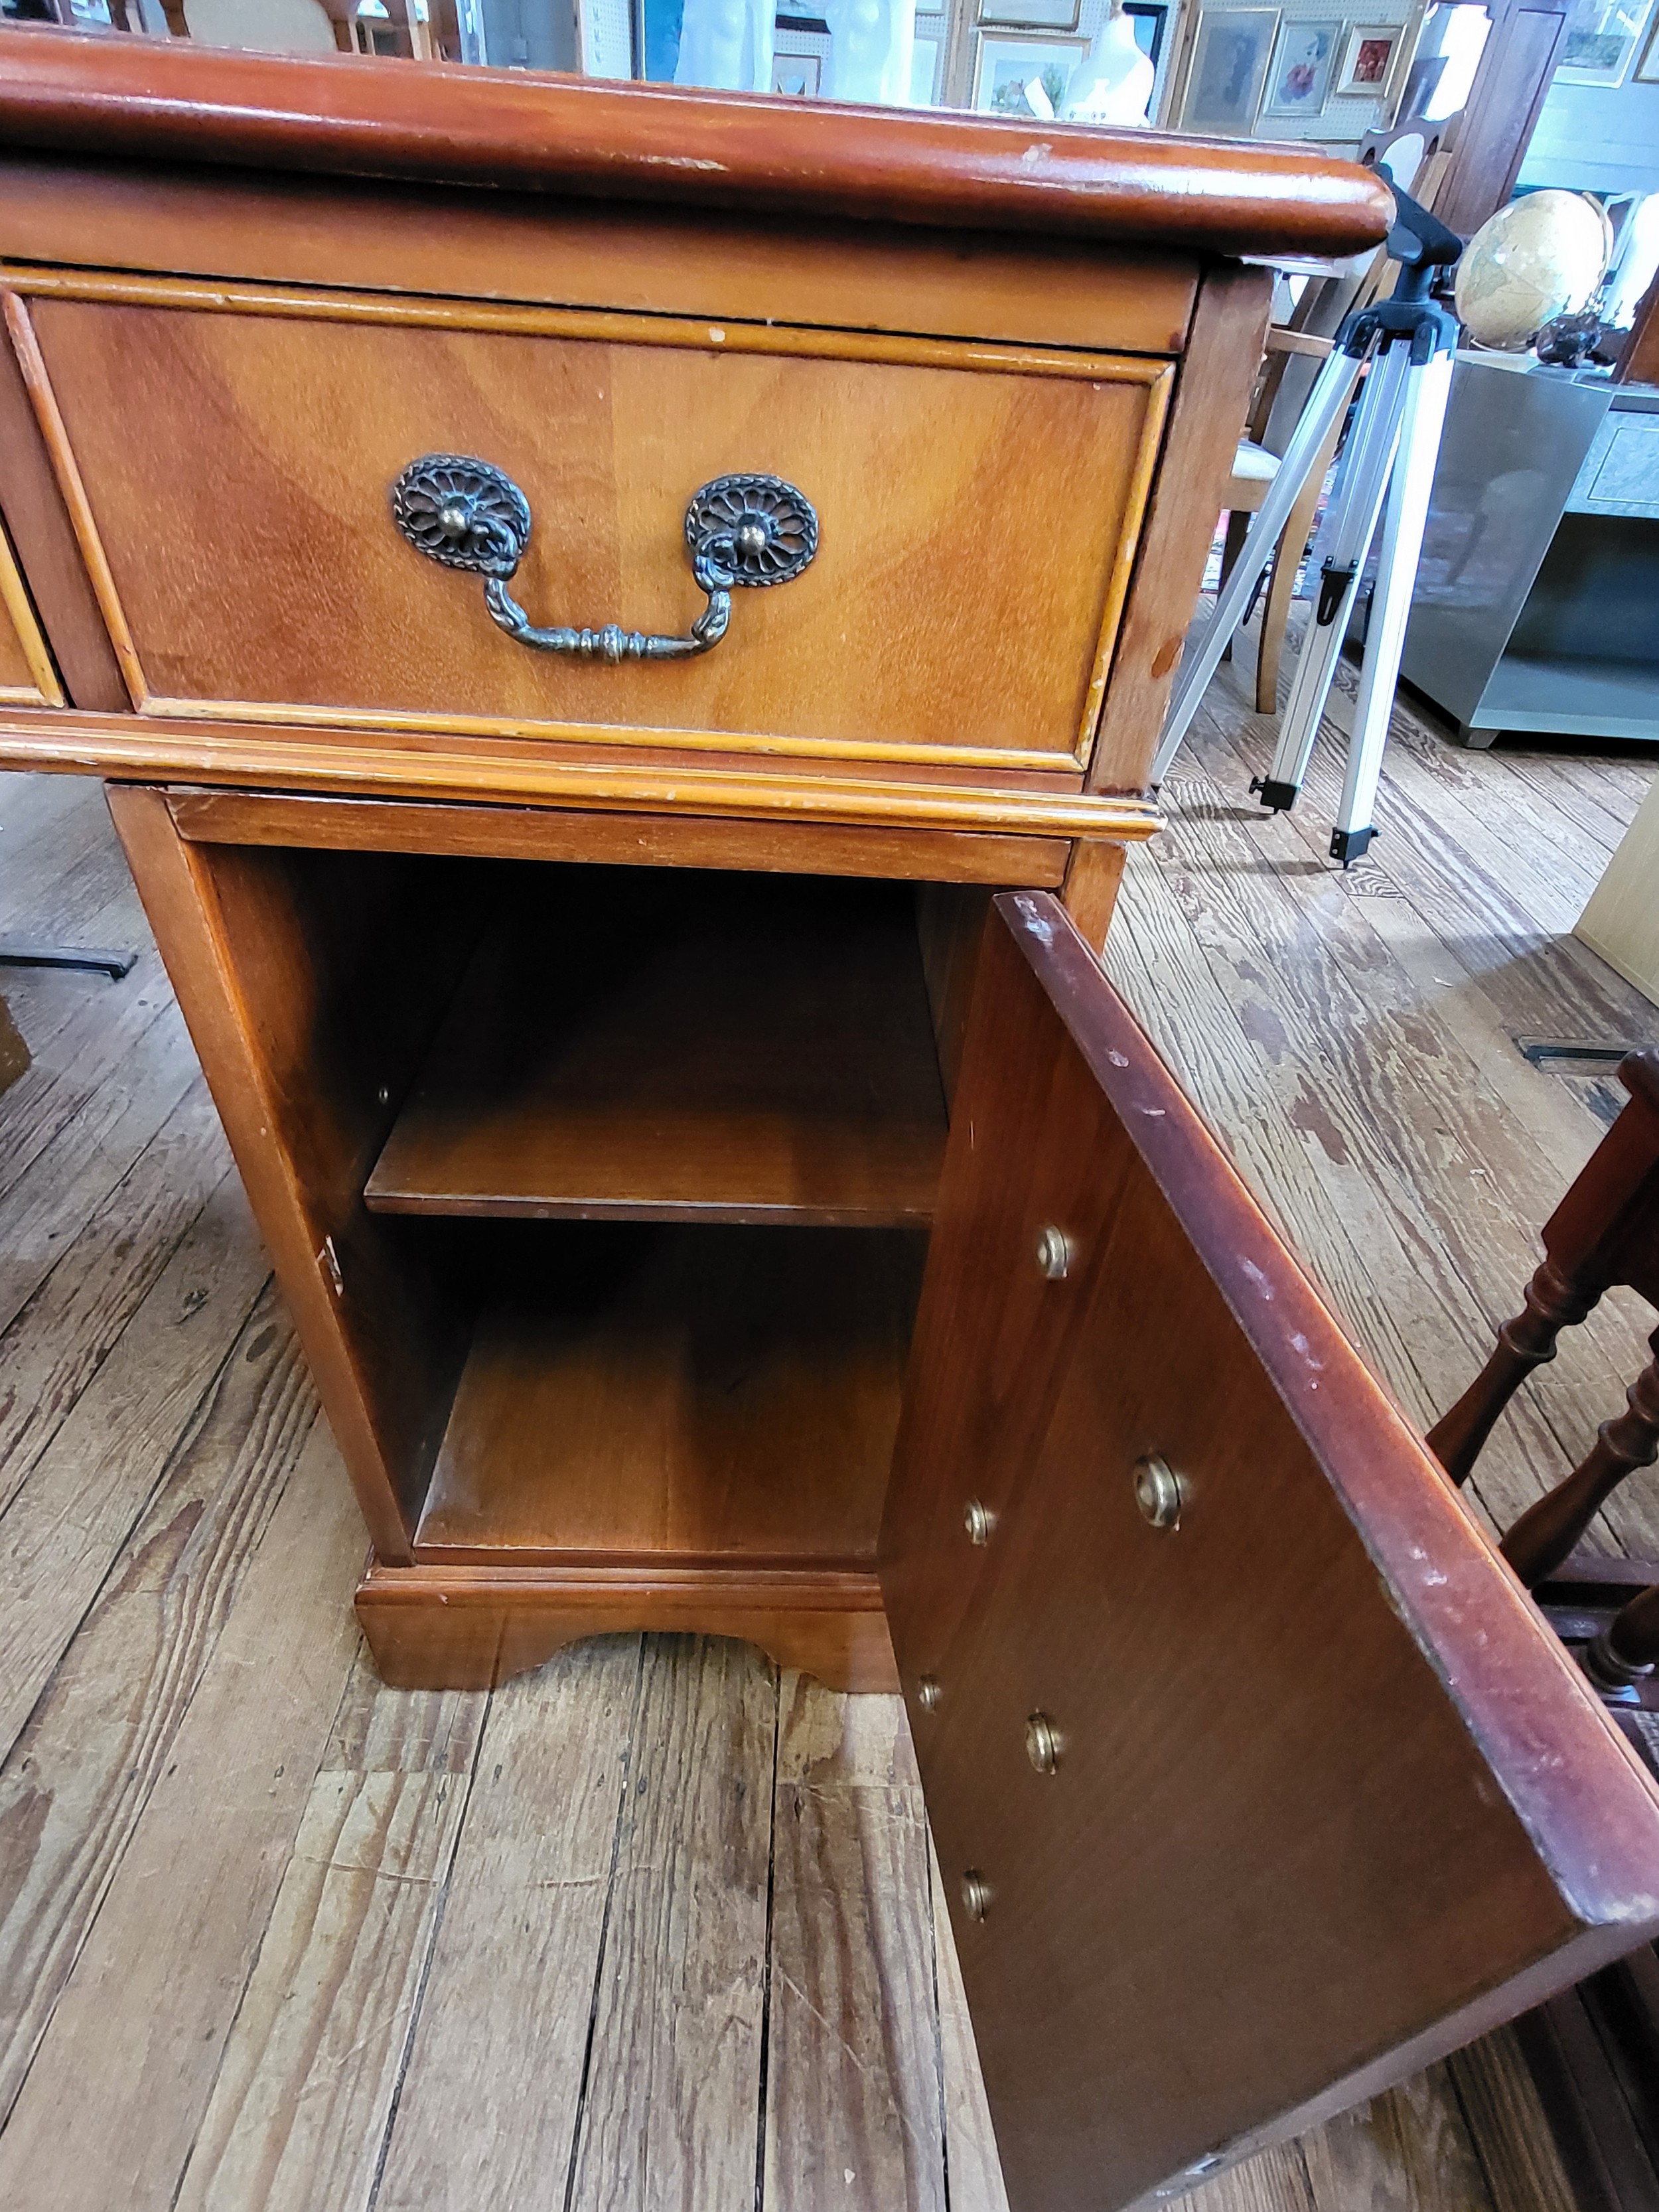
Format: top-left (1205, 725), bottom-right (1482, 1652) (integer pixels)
top-left (2, 33), bottom-right (1657, 2211)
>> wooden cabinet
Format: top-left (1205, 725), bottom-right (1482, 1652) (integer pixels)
top-left (3, 33), bottom-right (1653, 2212)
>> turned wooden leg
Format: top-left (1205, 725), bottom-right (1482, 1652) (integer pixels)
top-left (1500, 1332), bottom-right (1659, 1585)
top-left (1427, 1257), bottom-right (1601, 1487)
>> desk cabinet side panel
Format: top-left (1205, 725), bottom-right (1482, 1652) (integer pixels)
top-left (1087, 261), bottom-right (1272, 795)
top-left (106, 784), bottom-right (478, 1558)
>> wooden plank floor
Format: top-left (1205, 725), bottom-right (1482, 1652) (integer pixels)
top-left (1, 642), bottom-right (1656, 2211)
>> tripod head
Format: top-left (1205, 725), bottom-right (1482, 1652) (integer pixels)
top-left (1383, 182), bottom-right (1464, 302)
top-left (1338, 180), bottom-right (1464, 360)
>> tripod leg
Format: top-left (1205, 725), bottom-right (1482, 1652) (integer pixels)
top-left (1254, 344), bottom-right (1410, 812)
top-left (1331, 348), bottom-right (1455, 865)
top-left (1150, 348), bottom-right (1364, 785)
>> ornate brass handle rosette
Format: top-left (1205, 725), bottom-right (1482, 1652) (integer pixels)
top-left (389, 455), bottom-right (819, 664)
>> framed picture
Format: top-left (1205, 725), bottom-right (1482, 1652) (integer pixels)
top-left (1179, 7), bottom-right (1278, 129)
top-left (772, 51), bottom-right (822, 92)
top-left (1557, 0), bottom-right (1654, 82)
top-left (979, 0), bottom-right (1081, 27)
top-left (910, 31), bottom-right (942, 99)
top-left (1261, 17), bottom-right (1340, 115)
top-left (1638, 7), bottom-right (1659, 69)
top-left (1125, 0), bottom-right (1169, 64)
top-left (1335, 22), bottom-right (1400, 92)
top-left (972, 30), bottom-right (1088, 111)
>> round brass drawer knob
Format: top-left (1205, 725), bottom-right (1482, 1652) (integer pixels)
top-left (1025, 1712), bottom-right (1062, 1774)
top-left (1035, 1224), bottom-right (1074, 1280)
top-left (916, 1676), bottom-right (944, 1712)
top-left (1134, 1453), bottom-right (1185, 1530)
top-left (963, 1497), bottom-right (995, 1546)
top-left (961, 1870), bottom-right (993, 1921)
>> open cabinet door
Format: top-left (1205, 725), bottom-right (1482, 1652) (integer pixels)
top-left (882, 892), bottom-right (1659, 2212)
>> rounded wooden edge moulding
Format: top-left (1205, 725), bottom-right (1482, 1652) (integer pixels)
top-left (0, 28), bottom-right (1394, 261)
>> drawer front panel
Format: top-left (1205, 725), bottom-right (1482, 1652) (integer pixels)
top-left (20, 283), bottom-right (1173, 774)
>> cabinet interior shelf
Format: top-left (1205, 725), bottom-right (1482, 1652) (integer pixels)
top-left (412, 1221), bottom-right (922, 1568)
top-left (366, 869), bottom-right (948, 1227)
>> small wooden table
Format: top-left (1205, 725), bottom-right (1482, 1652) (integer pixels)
top-left (1, 33), bottom-right (1656, 2212)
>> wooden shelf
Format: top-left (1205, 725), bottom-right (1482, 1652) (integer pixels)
top-left (413, 1223), bottom-right (922, 1566)
top-left (366, 870), bottom-right (947, 1226)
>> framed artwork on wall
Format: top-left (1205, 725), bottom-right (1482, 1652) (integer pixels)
top-left (1125, 0), bottom-right (1170, 64)
top-left (978, 0), bottom-right (1081, 29)
top-left (971, 29), bottom-right (1088, 108)
top-left (1261, 17), bottom-right (1340, 115)
top-left (1335, 21), bottom-right (1401, 91)
top-left (772, 48), bottom-right (822, 90)
top-left (1556, 0), bottom-right (1654, 82)
top-left (1638, 5), bottom-right (1659, 69)
top-left (1178, 7), bottom-right (1279, 129)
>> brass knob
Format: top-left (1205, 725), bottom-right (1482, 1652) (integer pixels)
top-left (1134, 1454), bottom-right (1184, 1530)
top-left (961, 1870), bottom-right (993, 1921)
top-left (917, 1676), bottom-right (943, 1712)
top-left (1025, 1712), bottom-right (1062, 1774)
top-left (963, 1497), bottom-right (995, 1546)
top-left (1035, 1224), bottom-right (1074, 1280)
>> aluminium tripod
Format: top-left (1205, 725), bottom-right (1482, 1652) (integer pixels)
top-left (1151, 186), bottom-right (1463, 865)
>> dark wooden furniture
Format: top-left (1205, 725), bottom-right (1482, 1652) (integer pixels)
top-left (1, 37), bottom-right (1656, 2211)
top-left (1427, 1051), bottom-right (1659, 2212)
top-left (1431, 0), bottom-right (1572, 242)
top-left (1430, 1047), bottom-right (1659, 1688)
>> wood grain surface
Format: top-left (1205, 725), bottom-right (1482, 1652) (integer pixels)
top-left (162, 787), bottom-right (1070, 890)
top-left (368, 1637), bottom-right (645, 2211)
top-left (563, 1637), bottom-right (774, 2212)
top-left (0, 317), bottom-right (125, 711)
top-left (413, 1224), bottom-right (923, 1566)
top-left (0, 31), bottom-right (1395, 259)
top-left (0, 515), bottom-right (59, 706)
top-left (24, 288), bottom-right (1169, 774)
top-left (0, 155), bottom-right (1199, 360)
top-left (884, 893), bottom-right (1659, 2210)
top-left (0, 714), bottom-right (1158, 838)
top-left (1088, 261), bottom-right (1273, 795)
top-left (366, 873), bottom-right (946, 1227)
top-left (765, 1674), bottom-right (946, 2212)
top-left (355, 1558), bottom-right (899, 1694)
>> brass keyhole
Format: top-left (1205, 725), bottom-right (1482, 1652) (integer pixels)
top-left (961, 1870), bottom-right (993, 1921)
top-left (963, 1498), bottom-right (995, 1546)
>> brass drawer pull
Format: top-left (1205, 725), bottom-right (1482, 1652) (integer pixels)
top-left (390, 456), bottom-right (819, 664)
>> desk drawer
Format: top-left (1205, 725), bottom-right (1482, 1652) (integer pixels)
top-left (15, 279), bottom-right (1173, 778)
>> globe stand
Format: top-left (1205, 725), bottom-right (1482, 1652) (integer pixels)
top-left (1151, 186), bottom-right (1464, 866)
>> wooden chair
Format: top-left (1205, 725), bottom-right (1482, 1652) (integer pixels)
top-left (1427, 1047), bottom-right (1659, 1690)
top-left (1219, 324), bottom-right (1338, 713)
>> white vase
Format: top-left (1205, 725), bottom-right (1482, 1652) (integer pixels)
top-left (674, 0), bottom-right (773, 92)
top-left (820, 0), bottom-right (916, 106)
top-left (1062, 2), bottom-right (1154, 125)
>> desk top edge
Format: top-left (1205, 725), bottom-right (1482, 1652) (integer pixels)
top-left (0, 27), bottom-right (1395, 261)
